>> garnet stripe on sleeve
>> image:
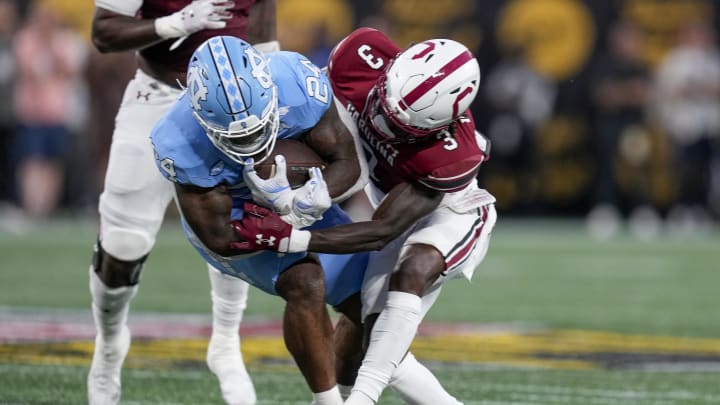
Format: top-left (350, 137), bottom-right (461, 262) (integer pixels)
top-left (417, 162), bottom-right (481, 192)
top-left (445, 206), bottom-right (489, 272)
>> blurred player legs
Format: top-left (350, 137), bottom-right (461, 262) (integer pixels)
top-left (206, 266), bottom-right (255, 404)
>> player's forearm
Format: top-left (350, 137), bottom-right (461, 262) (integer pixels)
top-left (176, 185), bottom-right (243, 257)
top-left (307, 220), bottom-right (398, 253)
top-left (304, 103), bottom-right (361, 200)
top-left (322, 158), bottom-right (360, 199)
top-left (303, 182), bottom-right (442, 253)
top-left (92, 13), bottom-right (164, 53)
top-left (193, 218), bottom-right (243, 257)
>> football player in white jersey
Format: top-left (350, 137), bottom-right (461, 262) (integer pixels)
top-left (232, 28), bottom-right (496, 404)
top-left (87, 1), bottom-right (277, 404)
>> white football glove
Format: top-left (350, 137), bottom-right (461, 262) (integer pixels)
top-left (155, 0), bottom-right (232, 39)
top-left (243, 155), bottom-right (295, 215)
top-left (281, 167), bottom-right (331, 228)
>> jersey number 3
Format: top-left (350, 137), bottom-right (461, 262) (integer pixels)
top-left (438, 131), bottom-right (458, 151)
top-left (358, 45), bottom-right (384, 70)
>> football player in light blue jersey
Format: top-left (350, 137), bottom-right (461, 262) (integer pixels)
top-left (151, 36), bottom-right (368, 405)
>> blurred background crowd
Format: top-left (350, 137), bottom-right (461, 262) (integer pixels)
top-left (0, 0), bottom-right (718, 240)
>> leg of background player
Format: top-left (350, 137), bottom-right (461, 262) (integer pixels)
top-left (206, 265), bottom-right (255, 404)
top-left (87, 244), bottom-right (142, 405)
top-left (87, 74), bottom-right (175, 405)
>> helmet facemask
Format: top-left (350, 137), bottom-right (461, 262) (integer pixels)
top-left (366, 70), bottom-right (451, 144)
top-left (186, 36), bottom-right (281, 165)
top-left (195, 87), bottom-right (280, 165)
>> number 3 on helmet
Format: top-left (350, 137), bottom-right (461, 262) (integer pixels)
top-left (370, 39), bottom-right (481, 142)
top-left (187, 35), bottom-right (280, 164)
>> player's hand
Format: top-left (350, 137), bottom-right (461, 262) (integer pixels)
top-left (155, 0), bottom-right (234, 39)
top-left (281, 167), bottom-right (331, 228)
top-left (231, 202), bottom-right (311, 254)
top-left (243, 156), bottom-right (295, 215)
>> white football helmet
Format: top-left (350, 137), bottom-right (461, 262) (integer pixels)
top-left (368, 39), bottom-right (480, 142)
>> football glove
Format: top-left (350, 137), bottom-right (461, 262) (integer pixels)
top-left (281, 167), bottom-right (331, 228)
top-left (231, 202), bottom-right (311, 254)
top-left (155, 0), bottom-right (233, 39)
top-left (243, 155), bottom-right (295, 215)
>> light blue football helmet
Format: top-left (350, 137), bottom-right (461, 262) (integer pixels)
top-left (187, 36), bottom-right (279, 164)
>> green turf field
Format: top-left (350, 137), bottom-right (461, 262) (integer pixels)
top-left (1, 217), bottom-right (719, 404)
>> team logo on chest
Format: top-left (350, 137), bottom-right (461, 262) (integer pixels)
top-left (210, 161), bottom-right (224, 176)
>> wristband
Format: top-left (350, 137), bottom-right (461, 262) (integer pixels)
top-left (154, 15), bottom-right (184, 39)
top-left (280, 229), bottom-right (311, 253)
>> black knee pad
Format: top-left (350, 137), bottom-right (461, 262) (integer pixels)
top-left (91, 240), bottom-right (148, 287)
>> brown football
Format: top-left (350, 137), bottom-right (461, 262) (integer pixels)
top-left (253, 138), bottom-right (325, 189)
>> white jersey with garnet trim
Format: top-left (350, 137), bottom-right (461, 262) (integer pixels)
top-left (328, 27), bottom-right (488, 194)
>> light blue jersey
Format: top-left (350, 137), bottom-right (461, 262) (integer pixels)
top-left (151, 51), bottom-right (366, 306)
top-left (152, 51), bottom-right (331, 190)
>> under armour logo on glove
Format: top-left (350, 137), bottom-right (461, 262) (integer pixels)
top-left (230, 202), bottom-right (311, 254)
top-left (255, 234), bottom-right (276, 247)
top-left (230, 203), bottom-right (293, 253)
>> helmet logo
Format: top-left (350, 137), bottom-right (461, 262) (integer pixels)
top-left (246, 48), bottom-right (273, 90)
top-left (411, 41), bottom-right (436, 60)
top-left (452, 86), bottom-right (474, 118)
top-left (400, 51), bottom-right (474, 110)
top-left (187, 65), bottom-right (208, 112)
